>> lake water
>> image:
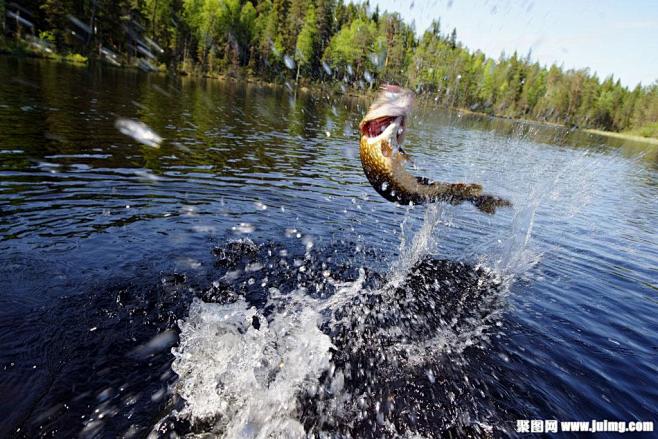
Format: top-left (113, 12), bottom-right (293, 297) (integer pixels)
top-left (0, 57), bottom-right (656, 438)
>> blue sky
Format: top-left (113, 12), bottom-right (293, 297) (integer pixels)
top-left (370, 0), bottom-right (658, 88)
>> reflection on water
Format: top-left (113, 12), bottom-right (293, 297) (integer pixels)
top-left (0, 58), bottom-right (657, 438)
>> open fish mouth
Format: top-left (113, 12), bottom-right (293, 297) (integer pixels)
top-left (359, 85), bottom-right (414, 145)
top-left (360, 115), bottom-right (406, 146)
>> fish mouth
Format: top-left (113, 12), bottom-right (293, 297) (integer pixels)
top-left (359, 85), bottom-right (414, 145)
top-left (360, 116), bottom-right (406, 144)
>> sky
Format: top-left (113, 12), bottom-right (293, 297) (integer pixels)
top-left (370, 0), bottom-right (658, 88)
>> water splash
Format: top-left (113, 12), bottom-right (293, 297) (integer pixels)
top-left (154, 120), bottom-right (603, 437)
top-left (170, 298), bottom-right (333, 438)
top-left (114, 118), bottom-right (162, 147)
top-left (163, 198), bottom-right (512, 437)
top-left (473, 146), bottom-right (606, 278)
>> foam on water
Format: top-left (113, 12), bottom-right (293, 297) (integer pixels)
top-left (171, 299), bottom-right (332, 438)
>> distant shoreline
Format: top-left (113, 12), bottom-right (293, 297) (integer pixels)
top-left (454, 106), bottom-right (658, 145)
top-left (3, 51), bottom-right (658, 146)
top-left (582, 129), bottom-right (658, 146)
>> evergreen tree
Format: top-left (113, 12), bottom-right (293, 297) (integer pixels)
top-left (4, 0), bottom-right (657, 136)
top-left (295, 3), bottom-right (317, 80)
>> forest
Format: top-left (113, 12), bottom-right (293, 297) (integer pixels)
top-left (3, 0), bottom-right (658, 138)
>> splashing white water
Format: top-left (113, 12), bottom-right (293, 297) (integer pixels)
top-left (390, 203), bottom-right (443, 288)
top-left (171, 298), bottom-right (333, 438)
top-left (164, 144), bottom-right (593, 437)
top-left (472, 146), bottom-right (606, 278)
top-left (165, 196), bottom-right (512, 437)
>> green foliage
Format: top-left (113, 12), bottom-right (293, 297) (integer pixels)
top-left (627, 122), bottom-right (658, 138)
top-left (324, 18), bottom-right (377, 76)
top-left (39, 31), bottom-right (56, 44)
top-left (5, 0), bottom-right (658, 136)
top-left (295, 4), bottom-right (317, 70)
top-left (64, 53), bottom-right (87, 64)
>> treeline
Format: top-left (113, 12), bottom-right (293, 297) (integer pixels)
top-left (3, 0), bottom-right (658, 136)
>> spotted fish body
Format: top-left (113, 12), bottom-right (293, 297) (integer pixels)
top-left (359, 85), bottom-right (511, 213)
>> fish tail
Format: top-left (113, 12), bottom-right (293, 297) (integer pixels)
top-left (417, 178), bottom-right (512, 213)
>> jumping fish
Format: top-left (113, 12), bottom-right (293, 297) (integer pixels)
top-left (359, 85), bottom-right (511, 213)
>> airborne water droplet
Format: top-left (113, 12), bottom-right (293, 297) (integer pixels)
top-left (114, 118), bottom-right (162, 148)
top-left (283, 55), bottom-right (295, 70)
top-left (233, 223), bottom-right (255, 234)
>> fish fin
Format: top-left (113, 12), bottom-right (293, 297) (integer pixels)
top-left (422, 182), bottom-right (483, 199)
top-left (442, 183), bottom-right (512, 213)
top-left (380, 142), bottom-right (393, 158)
top-left (446, 182), bottom-right (483, 198)
top-left (471, 194), bottom-right (513, 214)
top-left (396, 146), bottom-right (415, 164)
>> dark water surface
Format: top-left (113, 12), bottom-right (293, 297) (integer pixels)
top-left (1, 57), bottom-right (656, 438)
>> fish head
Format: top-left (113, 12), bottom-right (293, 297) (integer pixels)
top-left (359, 85), bottom-right (415, 146)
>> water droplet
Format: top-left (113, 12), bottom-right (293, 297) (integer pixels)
top-left (245, 262), bottom-right (263, 272)
top-left (283, 55), bottom-right (295, 70)
top-left (302, 235), bottom-right (314, 251)
top-left (7, 12), bottom-right (34, 30)
top-left (114, 118), bottom-right (162, 148)
top-left (426, 369), bottom-right (435, 383)
top-left (233, 223), bottom-right (255, 234)
top-left (128, 330), bottom-right (177, 359)
top-left (151, 388), bottom-right (166, 402)
top-left (137, 58), bottom-right (157, 72)
top-left (134, 169), bottom-right (161, 182)
top-left (145, 36), bottom-right (164, 54)
top-left (100, 47), bottom-right (120, 66)
top-left (67, 15), bottom-right (91, 34)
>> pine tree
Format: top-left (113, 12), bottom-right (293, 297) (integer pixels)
top-left (295, 3), bottom-right (317, 80)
